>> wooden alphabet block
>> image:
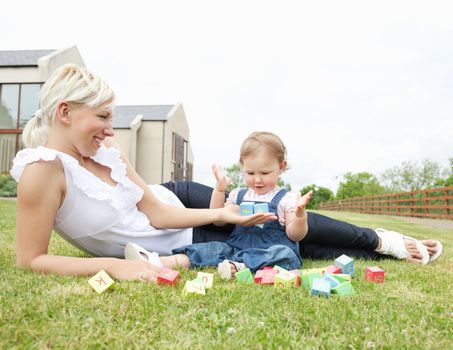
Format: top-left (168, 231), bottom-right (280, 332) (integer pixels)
top-left (365, 266), bottom-right (385, 283)
top-left (334, 254), bottom-right (354, 276)
top-left (157, 268), bottom-right (180, 286)
top-left (289, 269), bottom-right (301, 286)
top-left (88, 270), bottom-right (114, 294)
top-left (196, 272), bottom-right (214, 288)
top-left (260, 269), bottom-right (278, 285)
top-left (235, 268), bottom-right (254, 284)
top-left (274, 271), bottom-right (298, 288)
top-left (321, 272), bottom-right (340, 288)
top-left (310, 278), bottom-right (331, 297)
top-left (301, 270), bottom-right (322, 289)
top-left (325, 265), bottom-right (342, 274)
top-left (332, 273), bottom-right (352, 283)
top-left (240, 202), bottom-right (255, 216)
top-left (273, 265), bottom-right (288, 273)
top-left (253, 203), bottom-right (269, 228)
top-left (183, 279), bottom-right (206, 295)
top-left (331, 281), bottom-right (356, 296)
top-left (254, 269), bottom-right (266, 284)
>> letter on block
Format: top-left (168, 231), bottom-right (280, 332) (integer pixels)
top-left (331, 281), bottom-right (356, 296)
top-left (325, 265), bottom-right (342, 274)
top-left (310, 278), bottom-right (331, 297)
top-left (301, 270), bottom-right (322, 290)
top-left (274, 271), bottom-right (298, 288)
top-left (240, 202), bottom-right (255, 216)
top-left (334, 254), bottom-right (355, 276)
top-left (196, 272), bottom-right (214, 288)
top-left (321, 272), bottom-right (340, 288)
top-left (157, 268), bottom-right (180, 286)
top-left (88, 270), bottom-right (114, 294)
top-left (260, 269), bottom-right (278, 285)
top-left (254, 203), bottom-right (269, 228)
top-left (183, 279), bottom-right (206, 295)
top-left (365, 266), bottom-right (385, 283)
top-left (235, 268), bottom-right (254, 284)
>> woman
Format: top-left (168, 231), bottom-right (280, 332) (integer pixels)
top-left (11, 64), bottom-right (442, 283)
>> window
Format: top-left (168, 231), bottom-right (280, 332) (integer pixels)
top-left (0, 84), bottom-right (19, 128)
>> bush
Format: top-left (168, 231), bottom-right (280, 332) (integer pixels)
top-left (0, 173), bottom-right (17, 197)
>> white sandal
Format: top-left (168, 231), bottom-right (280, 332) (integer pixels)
top-left (375, 228), bottom-right (429, 265)
top-left (217, 259), bottom-right (246, 280)
top-left (124, 242), bottom-right (164, 268)
top-left (427, 240), bottom-right (443, 263)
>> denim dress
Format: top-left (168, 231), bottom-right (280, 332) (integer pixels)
top-left (172, 188), bottom-right (302, 272)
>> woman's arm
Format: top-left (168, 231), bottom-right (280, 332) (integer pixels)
top-left (104, 138), bottom-right (276, 228)
top-left (16, 160), bottom-right (161, 282)
top-left (285, 190), bottom-right (313, 242)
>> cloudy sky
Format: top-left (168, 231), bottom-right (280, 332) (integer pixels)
top-left (2, 0), bottom-right (452, 192)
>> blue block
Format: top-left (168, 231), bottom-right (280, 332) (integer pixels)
top-left (311, 278), bottom-right (331, 297)
top-left (321, 273), bottom-right (340, 288)
top-left (240, 202), bottom-right (255, 216)
top-left (334, 254), bottom-right (354, 275)
top-left (253, 203), bottom-right (269, 213)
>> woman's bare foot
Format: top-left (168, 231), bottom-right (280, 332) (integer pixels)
top-left (420, 240), bottom-right (438, 257)
top-left (403, 238), bottom-right (425, 263)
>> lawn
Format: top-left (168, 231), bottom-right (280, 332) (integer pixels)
top-left (0, 199), bottom-right (452, 349)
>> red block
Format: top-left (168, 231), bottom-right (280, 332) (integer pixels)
top-left (262, 266), bottom-right (274, 270)
top-left (254, 270), bottom-right (266, 284)
top-left (260, 269), bottom-right (278, 285)
top-left (289, 270), bottom-right (301, 286)
top-left (326, 265), bottom-right (342, 274)
top-left (157, 268), bottom-right (180, 286)
top-left (365, 266), bottom-right (384, 283)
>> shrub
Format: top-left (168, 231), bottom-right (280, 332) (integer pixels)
top-left (0, 173), bottom-right (17, 197)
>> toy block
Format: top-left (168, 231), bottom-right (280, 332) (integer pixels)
top-left (254, 203), bottom-right (269, 228)
top-left (157, 268), bottom-right (180, 286)
top-left (183, 279), bottom-right (206, 295)
top-left (240, 202), bottom-right (255, 216)
top-left (301, 267), bottom-right (327, 276)
top-left (289, 269), bottom-right (301, 286)
top-left (334, 254), bottom-right (354, 275)
top-left (235, 268), bottom-right (254, 284)
top-left (321, 272), bottom-right (340, 288)
top-left (274, 271), bottom-right (298, 288)
top-left (365, 266), bottom-right (385, 283)
top-left (273, 265), bottom-right (288, 273)
top-left (331, 281), bottom-right (356, 296)
top-left (260, 269), bottom-right (278, 285)
top-left (263, 266), bottom-right (274, 270)
top-left (88, 270), bottom-right (114, 294)
top-left (196, 272), bottom-right (214, 288)
top-left (310, 278), bottom-right (331, 297)
top-left (254, 269), bottom-right (266, 283)
top-left (332, 273), bottom-right (352, 283)
top-left (301, 270), bottom-right (322, 289)
top-left (326, 265), bottom-right (342, 274)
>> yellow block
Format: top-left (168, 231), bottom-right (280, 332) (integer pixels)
top-left (274, 271), bottom-right (297, 288)
top-left (196, 272), bottom-right (214, 289)
top-left (183, 280), bottom-right (206, 295)
top-left (88, 270), bottom-right (114, 294)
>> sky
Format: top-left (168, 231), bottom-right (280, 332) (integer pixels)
top-left (1, 0), bottom-right (453, 192)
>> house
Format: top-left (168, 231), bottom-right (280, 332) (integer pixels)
top-left (0, 46), bottom-right (193, 183)
top-left (113, 104), bottom-right (193, 184)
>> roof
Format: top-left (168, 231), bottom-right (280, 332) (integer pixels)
top-left (0, 49), bottom-right (56, 67)
top-left (113, 105), bottom-right (174, 128)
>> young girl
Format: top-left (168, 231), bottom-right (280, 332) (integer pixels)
top-left (128, 132), bottom-right (314, 278)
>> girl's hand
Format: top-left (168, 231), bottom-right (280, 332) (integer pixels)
top-left (295, 190), bottom-right (313, 217)
top-left (211, 164), bottom-right (231, 192)
top-left (220, 205), bottom-right (277, 227)
top-left (108, 259), bottom-right (162, 283)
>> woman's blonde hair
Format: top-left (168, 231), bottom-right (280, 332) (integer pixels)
top-left (22, 64), bottom-right (116, 147)
top-left (239, 131), bottom-right (287, 164)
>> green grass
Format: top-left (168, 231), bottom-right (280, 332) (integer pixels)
top-left (1, 199), bottom-right (452, 349)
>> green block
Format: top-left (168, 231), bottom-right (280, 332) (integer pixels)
top-left (332, 274), bottom-right (352, 283)
top-left (235, 268), bottom-right (254, 284)
top-left (331, 281), bottom-right (356, 296)
top-left (273, 265), bottom-right (288, 273)
top-left (301, 271), bottom-right (322, 289)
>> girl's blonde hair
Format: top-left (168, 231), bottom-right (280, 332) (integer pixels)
top-left (239, 131), bottom-right (287, 164)
top-left (22, 64), bottom-right (116, 147)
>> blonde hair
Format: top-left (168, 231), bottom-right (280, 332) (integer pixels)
top-left (239, 131), bottom-right (287, 164)
top-left (22, 64), bottom-right (116, 147)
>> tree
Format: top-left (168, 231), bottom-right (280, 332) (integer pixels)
top-left (300, 184), bottom-right (334, 209)
top-left (380, 159), bottom-right (443, 192)
top-left (336, 172), bottom-right (386, 199)
top-left (434, 157), bottom-right (453, 187)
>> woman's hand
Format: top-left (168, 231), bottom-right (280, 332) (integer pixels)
top-left (295, 190), bottom-right (313, 217)
top-left (211, 164), bottom-right (231, 192)
top-left (219, 205), bottom-right (277, 227)
top-left (108, 259), bottom-right (163, 283)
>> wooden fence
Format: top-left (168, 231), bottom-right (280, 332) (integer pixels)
top-left (319, 186), bottom-right (453, 220)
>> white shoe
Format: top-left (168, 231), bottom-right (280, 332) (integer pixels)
top-left (427, 240), bottom-right (443, 263)
top-left (375, 228), bottom-right (429, 265)
top-left (124, 242), bottom-right (164, 268)
top-left (217, 259), bottom-right (246, 280)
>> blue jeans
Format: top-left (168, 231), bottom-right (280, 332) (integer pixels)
top-left (172, 242), bottom-right (301, 272)
top-left (161, 181), bottom-right (382, 260)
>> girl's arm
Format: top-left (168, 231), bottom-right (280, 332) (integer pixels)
top-left (16, 160), bottom-right (161, 282)
top-left (284, 190), bottom-right (313, 242)
top-left (105, 138), bottom-right (276, 228)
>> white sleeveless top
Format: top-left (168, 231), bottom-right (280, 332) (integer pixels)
top-left (10, 145), bottom-right (192, 257)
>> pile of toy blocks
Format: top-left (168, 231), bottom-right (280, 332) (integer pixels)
top-left (182, 271), bottom-right (215, 295)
